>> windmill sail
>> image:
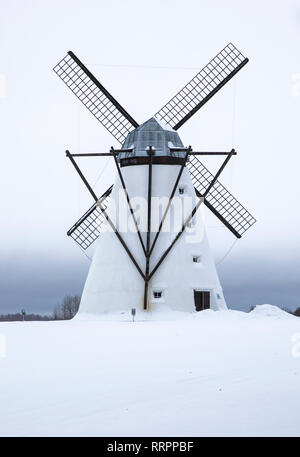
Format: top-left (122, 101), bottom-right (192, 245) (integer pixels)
top-left (188, 156), bottom-right (256, 238)
top-left (67, 185), bottom-right (113, 250)
top-left (155, 43), bottom-right (248, 130)
top-left (53, 51), bottom-right (138, 144)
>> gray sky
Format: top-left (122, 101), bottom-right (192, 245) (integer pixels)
top-left (0, 0), bottom-right (299, 314)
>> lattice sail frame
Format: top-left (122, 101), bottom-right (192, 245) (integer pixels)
top-left (188, 155), bottom-right (256, 237)
top-left (67, 186), bottom-right (112, 250)
top-left (53, 52), bottom-right (138, 144)
top-left (155, 43), bottom-right (248, 130)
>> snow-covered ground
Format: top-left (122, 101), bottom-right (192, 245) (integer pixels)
top-left (0, 305), bottom-right (299, 437)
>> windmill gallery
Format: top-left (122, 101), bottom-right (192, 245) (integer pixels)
top-left (53, 43), bottom-right (256, 315)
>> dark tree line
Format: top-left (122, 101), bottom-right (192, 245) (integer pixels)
top-left (0, 313), bottom-right (52, 322)
top-left (0, 300), bottom-right (299, 322)
top-left (0, 295), bottom-right (81, 322)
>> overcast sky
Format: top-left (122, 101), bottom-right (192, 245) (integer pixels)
top-left (0, 0), bottom-right (299, 314)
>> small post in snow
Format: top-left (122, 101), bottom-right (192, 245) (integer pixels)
top-left (131, 308), bottom-right (136, 322)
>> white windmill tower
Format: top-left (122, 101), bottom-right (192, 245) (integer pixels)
top-left (54, 43), bottom-right (256, 314)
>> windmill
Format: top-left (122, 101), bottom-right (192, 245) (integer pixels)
top-left (53, 43), bottom-right (256, 314)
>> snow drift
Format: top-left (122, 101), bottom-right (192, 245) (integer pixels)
top-left (0, 305), bottom-right (299, 437)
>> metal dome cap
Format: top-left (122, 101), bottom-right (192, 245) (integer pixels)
top-left (120, 117), bottom-right (185, 159)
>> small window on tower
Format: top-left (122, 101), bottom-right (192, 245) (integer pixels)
top-left (179, 187), bottom-right (185, 195)
top-left (153, 291), bottom-right (162, 299)
top-left (193, 255), bottom-right (201, 263)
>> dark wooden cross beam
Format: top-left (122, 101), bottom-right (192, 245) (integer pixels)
top-left (143, 146), bottom-right (154, 310)
top-left (69, 149), bottom-right (133, 157)
top-left (111, 147), bottom-right (146, 256)
top-left (169, 147), bottom-right (237, 156)
top-left (69, 149), bottom-right (235, 158)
